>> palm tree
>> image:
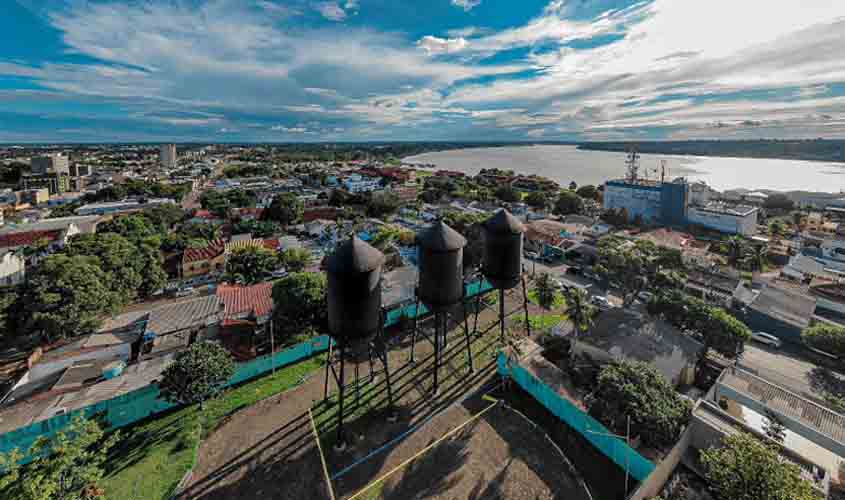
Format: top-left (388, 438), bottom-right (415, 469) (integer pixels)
top-left (746, 244), bottom-right (768, 272)
top-left (564, 287), bottom-right (595, 358)
top-left (533, 273), bottom-right (560, 333)
top-left (727, 236), bottom-right (745, 266)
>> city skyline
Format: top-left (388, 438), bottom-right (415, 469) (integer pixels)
top-left (2, 0), bottom-right (845, 143)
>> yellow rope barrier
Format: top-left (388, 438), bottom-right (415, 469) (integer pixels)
top-left (347, 400), bottom-right (499, 500)
top-left (309, 408), bottom-right (337, 500)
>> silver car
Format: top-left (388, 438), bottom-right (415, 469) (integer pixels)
top-left (751, 331), bottom-right (782, 348)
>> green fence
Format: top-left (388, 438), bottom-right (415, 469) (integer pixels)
top-left (384, 279), bottom-right (494, 327)
top-left (0, 335), bottom-right (332, 459)
top-left (497, 352), bottom-right (655, 482)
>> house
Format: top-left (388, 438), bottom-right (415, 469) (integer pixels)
top-left (225, 238), bottom-right (279, 254)
top-left (181, 239), bottom-right (226, 279)
top-left (303, 206), bottom-right (340, 223)
top-left (525, 219), bottom-right (573, 257)
top-left (568, 308), bottom-right (701, 387)
top-left (0, 251), bottom-right (25, 286)
top-left (0, 215), bottom-right (101, 252)
top-left (733, 282), bottom-right (817, 343)
top-left (216, 282), bottom-right (275, 359)
top-left (343, 174), bottom-right (381, 194)
top-left (305, 219), bottom-right (334, 238)
top-left (188, 209), bottom-right (225, 225)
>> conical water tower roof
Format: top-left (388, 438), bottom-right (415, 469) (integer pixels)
top-left (417, 220), bottom-right (467, 251)
top-left (483, 209), bottom-right (525, 235)
top-left (326, 235), bottom-right (385, 274)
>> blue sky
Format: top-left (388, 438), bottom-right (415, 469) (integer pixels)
top-left (1, 0), bottom-right (845, 142)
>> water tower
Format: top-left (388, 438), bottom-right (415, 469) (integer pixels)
top-left (324, 236), bottom-right (395, 450)
top-left (411, 221), bottom-right (475, 395)
top-left (474, 209), bottom-right (531, 342)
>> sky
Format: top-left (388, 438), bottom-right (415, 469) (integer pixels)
top-left (1, 0), bottom-right (845, 143)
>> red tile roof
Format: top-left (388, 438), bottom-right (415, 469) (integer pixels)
top-left (182, 239), bottom-right (226, 264)
top-left (263, 238), bottom-right (280, 250)
top-left (0, 229), bottom-right (62, 249)
top-left (217, 282), bottom-right (274, 319)
top-left (192, 209), bottom-right (220, 219)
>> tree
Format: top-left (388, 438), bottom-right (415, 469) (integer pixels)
top-left (568, 181), bottom-right (578, 191)
top-left (533, 273), bottom-right (562, 333)
top-left (763, 193), bottom-right (795, 212)
top-left (225, 246), bottom-right (279, 284)
top-left (575, 185), bottom-right (598, 201)
top-left (278, 247), bottom-right (313, 273)
top-left (554, 190), bottom-right (584, 215)
top-left (700, 433), bottom-right (815, 500)
top-left (746, 244), bottom-right (768, 272)
top-left (265, 193), bottom-right (303, 226)
top-left (587, 360), bottom-right (692, 449)
top-left (272, 272), bottom-right (327, 340)
top-left (802, 324), bottom-right (845, 358)
top-left (23, 255), bottom-right (119, 342)
top-left (524, 191), bottom-right (549, 209)
top-left (65, 233), bottom-right (155, 303)
top-left (494, 184), bottom-right (521, 203)
top-left (231, 219), bottom-right (280, 238)
top-left (727, 236), bottom-right (746, 266)
top-left (367, 191), bottom-right (401, 218)
top-left (769, 219), bottom-right (786, 237)
top-left (597, 244), bottom-right (653, 306)
top-left (564, 287), bottom-right (595, 350)
top-left (96, 215), bottom-right (157, 241)
top-left (0, 416), bottom-right (119, 500)
top-left (159, 341), bottom-right (235, 409)
top-left (763, 411), bottom-right (786, 443)
top-left (141, 204), bottom-right (186, 230)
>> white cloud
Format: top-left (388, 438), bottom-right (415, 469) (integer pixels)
top-left (315, 2), bottom-right (348, 21)
top-left (272, 125), bottom-right (309, 133)
top-left (417, 36), bottom-right (468, 55)
top-left (451, 0), bottom-right (481, 12)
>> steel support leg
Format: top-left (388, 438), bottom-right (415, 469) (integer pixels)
top-left (499, 288), bottom-right (506, 343)
top-left (409, 299), bottom-right (420, 363)
top-left (463, 300), bottom-right (474, 373)
top-left (335, 343), bottom-right (347, 450)
top-left (522, 276), bottom-right (531, 338)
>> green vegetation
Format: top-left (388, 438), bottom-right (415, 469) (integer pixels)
top-left (524, 190), bottom-right (550, 209)
top-left (802, 324), bottom-right (845, 359)
top-left (0, 416), bottom-right (119, 500)
top-left (647, 289), bottom-right (751, 360)
top-left (587, 360), bottom-right (692, 449)
top-left (87, 180), bottom-right (192, 203)
top-left (575, 184), bottom-right (599, 201)
top-left (700, 432), bottom-right (816, 500)
top-left (494, 184), bottom-right (521, 203)
top-left (763, 193), bottom-right (795, 212)
top-left (200, 189), bottom-right (257, 215)
top-left (563, 287), bottom-right (595, 348)
top-left (577, 139), bottom-right (845, 163)
top-left (160, 342), bottom-right (236, 409)
top-left (278, 247), bottom-right (314, 273)
top-left (272, 272), bottom-right (327, 342)
top-left (231, 219), bottom-right (280, 238)
top-left (553, 189), bottom-right (584, 215)
top-left (366, 191), bottom-right (402, 218)
top-left (225, 246), bottom-right (280, 284)
top-left (100, 354), bottom-right (325, 500)
top-left (265, 192), bottom-right (304, 226)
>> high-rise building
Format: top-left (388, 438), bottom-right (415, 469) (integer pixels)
top-left (69, 164), bottom-right (93, 177)
top-left (30, 154), bottom-right (70, 176)
top-left (160, 144), bottom-right (177, 168)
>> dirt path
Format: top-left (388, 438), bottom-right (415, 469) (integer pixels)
top-left (181, 291), bottom-right (581, 500)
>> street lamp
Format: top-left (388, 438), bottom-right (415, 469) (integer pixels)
top-left (585, 415), bottom-right (632, 498)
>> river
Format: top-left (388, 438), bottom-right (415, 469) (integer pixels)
top-left (403, 145), bottom-right (845, 193)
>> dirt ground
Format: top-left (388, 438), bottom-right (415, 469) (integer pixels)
top-left (179, 289), bottom-right (587, 500)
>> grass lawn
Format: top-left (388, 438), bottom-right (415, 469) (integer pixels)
top-left (528, 314), bottom-right (567, 333)
top-left (101, 353), bottom-right (326, 500)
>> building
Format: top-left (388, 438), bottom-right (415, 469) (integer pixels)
top-left (181, 239), bottom-right (226, 279)
top-left (343, 174), bottom-right (381, 194)
top-left (160, 144), bottom-right (177, 168)
top-left (30, 154), bottom-right (69, 176)
top-left (0, 251), bottom-right (25, 286)
top-left (21, 173), bottom-right (70, 195)
top-left (69, 164), bottom-right (93, 177)
top-left (687, 202), bottom-right (759, 236)
top-left (603, 178), bottom-right (688, 226)
top-left (733, 282), bottom-right (817, 343)
top-left (24, 189), bottom-right (49, 206)
top-left (75, 198), bottom-right (175, 216)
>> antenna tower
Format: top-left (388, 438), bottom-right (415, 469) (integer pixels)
top-left (626, 148), bottom-right (640, 183)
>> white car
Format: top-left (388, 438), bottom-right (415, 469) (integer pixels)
top-left (174, 286), bottom-right (195, 298)
top-left (751, 332), bottom-right (782, 348)
top-left (591, 295), bottom-right (612, 309)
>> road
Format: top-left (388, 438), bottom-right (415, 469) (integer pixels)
top-left (740, 343), bottom-right (845, 409)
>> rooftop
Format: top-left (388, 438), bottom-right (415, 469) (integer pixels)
top-left (217, 282), bottom-right (274, 322)
top-left (0, 215), bottom-right (101, 235)
top-left (749, 283), bottom-right (817, 329)
top-left (692, 202), bottom-right (758, 217)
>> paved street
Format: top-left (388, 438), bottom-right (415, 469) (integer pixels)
top-left (740, 343), bottom-right (845, 409)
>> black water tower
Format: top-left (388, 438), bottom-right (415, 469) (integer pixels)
top-left (417, 221), bottom-right (467, 311)
top-left (326, 235), bottom-right (386, 340)
top-left (482, 209), bottom-right (525, 290)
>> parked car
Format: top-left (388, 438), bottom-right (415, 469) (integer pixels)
top-left (525, 251), bottom-right (539, 260)
top-left (590, 295), bottom-right (612, 309)
top-left (751, 331), bottom-right (783, 348)
top-left (566, 265), bottom-right (582, 276)
top-left (637, 291), bottom-right (654, 303)
top-left (174, 286), bottom-right (195, 298)
top-left (270, 269), bottom-right (288, 279)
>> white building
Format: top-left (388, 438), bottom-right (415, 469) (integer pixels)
top-left (687, 202), bottom-right (759, 236)
top-left (343, 174), bottom-right (381, 194)
top-left (159, 144), bottom-right (177, 168)
top-left (0, 251), bottom-right (25, 286)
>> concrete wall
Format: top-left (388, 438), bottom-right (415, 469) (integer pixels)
top-left (604, 181), bottom-right (663, 225)
top-left (629, 418), bottom-right (695, 500)
top-left (687, 207), bottom-right (757, 236)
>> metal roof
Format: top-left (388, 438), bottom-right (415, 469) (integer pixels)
top-left (483, 209), bottom-right (525, 235)
top-left (721, 368), bottom-right (845, 446)
top-left (326, 235), bottom-right (385, 273)
top-left (416, 221), bottom-right (467, 251)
